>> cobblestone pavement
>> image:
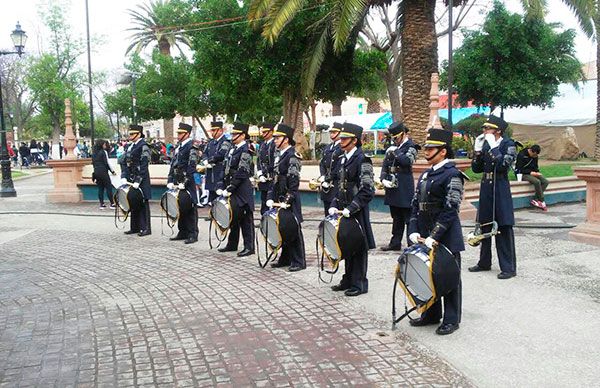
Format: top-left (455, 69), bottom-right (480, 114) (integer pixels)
top-left (0, 228), bottom-right (471, 387)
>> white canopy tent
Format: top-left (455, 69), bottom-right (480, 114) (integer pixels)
top-left (499, 81), bottom-right (597, 156)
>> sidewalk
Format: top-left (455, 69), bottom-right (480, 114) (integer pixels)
top-left (1, 174), bottom-right (600, 386)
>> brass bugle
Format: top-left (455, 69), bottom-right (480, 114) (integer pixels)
top-left (374, 179), bottom-right (385, 190)
top-left (308, 178), bottom-right (321, 191)
top-left (196, 164), bottom-right (207, 174)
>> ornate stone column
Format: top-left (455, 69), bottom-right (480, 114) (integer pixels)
top-left (569, 166), bottom-right (600, 246)
top-left (46, 99), bottom-right (91, 202)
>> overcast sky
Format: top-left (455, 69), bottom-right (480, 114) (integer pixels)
top-left (0, 0), bottom-right (595, 79)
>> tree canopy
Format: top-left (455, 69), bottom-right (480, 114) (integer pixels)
top-left (441, 1), bottom-right (583, 112)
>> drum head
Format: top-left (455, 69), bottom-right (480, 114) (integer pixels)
top-left (161, 190), bottom-right (179, 220)
top-left (398, 245), bottom-right (434, 305)
top-left (116, 186), bottom-right (130, 212)
top-left (212, 197), bottom-right (232, 230)
top-left (260, 209), bottom-right (281, 249)
top-left (318, 215), bottom-right (342, 261)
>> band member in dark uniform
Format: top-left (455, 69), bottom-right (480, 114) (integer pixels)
top-left (328, 123), bottom-right (376, 297)
top-left (120, 124), bottom-right (152, 236)
top-left (380, 121), bottom-right (418, 251)
top-left (407, 127), bottom-right (466, 335)
top-left (167, 123), bottom-right (199, 244)
top-left (468, 115), bottom-right (518, 279)
top-left (266, 124), bottom-right (306, 272)
top-left (217, 123), bottom-right (255, 257)
top-left (201, 121), bottom-right (232, 204)
top-left (257, 122), bottom-right (277, 214)
top-left (318, 122), bottom-right (343, 216)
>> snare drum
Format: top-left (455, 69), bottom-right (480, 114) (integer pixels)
top-left (210, 196), bottom-right (233, 231)
top-left (260, 207), bottom-right (300, 250)
top-left (317, 214), bottom-right (364, 264)
top-left (396, 243), bottom-right (459, 313)
top-left (160, 189), bottom-right (193, 222)
top-left (115, 184), bottom-right (143, 213)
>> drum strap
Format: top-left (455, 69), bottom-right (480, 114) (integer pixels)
top-left (316, 220), bottom-right (340, 284)
top-left (113, 191), bottom-right (129, 229)
top-left (208, 208), bottom-right (228, 249)
top-left (256, 217), bottom-right (280, 269)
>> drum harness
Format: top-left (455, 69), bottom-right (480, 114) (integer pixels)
top-left (256, 160), bottom-right (286, 268)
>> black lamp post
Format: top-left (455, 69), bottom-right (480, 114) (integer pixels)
top-left (0, 22), bottom-right (27, 198)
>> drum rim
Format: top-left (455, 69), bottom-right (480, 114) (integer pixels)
top-left (260, 208), bottom-right (283, 250)
top-left (117, 185), bottom-right (131, 213)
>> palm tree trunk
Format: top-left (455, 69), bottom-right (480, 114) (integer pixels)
top-left (400, 0), bottom-right (438, 145)
top-left (283, 89), bottom-right (308, 154)
top-left (384, 72), bottom-right (402, 120)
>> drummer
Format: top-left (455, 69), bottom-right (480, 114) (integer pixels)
top-left (200, 121), bottom-right (232, 204)
top-left (266, 124), bottom-right (306, 272)
top-left (257, 122), bottom-right (277, 214)
top-left (166, 122), bottom-right (199, 244)
top-left (407, 127), bottom-right (466, 335)
top-left (217, 123), bottom-right (255, 257)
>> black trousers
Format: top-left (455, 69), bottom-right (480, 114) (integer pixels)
top-left (322, 200), bottom-right (332, 217)
top-left (388, 206), bottom-right (411, 248)
top-left (177, 205), bottom-right (198, 239)
top-left (477, 225), bottom-right (517, 274)
top-left (260, 190), bottom-right (269, 215)
top-left (226, 204), bottom-right (255, 251)
top-left (130, 201), bottom-right (151, 233)
top-left (276, 228), bottom-right (306, 268)
top-left (208, 190), bottom-right (219, 204)
top-left (421, 253), bottom-right (462, 325)
top-left (340, 238), bottom-right (369, 293)
top-left (97, 181), bottom-right (114, 205)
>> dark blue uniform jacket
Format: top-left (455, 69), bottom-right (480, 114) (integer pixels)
top-left (168, 140), bottom-right (200, 203)
top-left (121, 139), bottom-right (152, 199)
top-left (380, 139), bottom-right (418, 208)
top-left (268, 147), bottom-right (303, 223)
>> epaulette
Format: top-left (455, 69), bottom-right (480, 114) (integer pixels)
top-left (294, 151), bottom-right (303, 160)
top-left (459, 170), bottom-right (470, 181)
top-left (363, 156), bottom-right (373, 164)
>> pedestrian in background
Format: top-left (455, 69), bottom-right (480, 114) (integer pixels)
top-left (92, 140), bottom-right (116, 209)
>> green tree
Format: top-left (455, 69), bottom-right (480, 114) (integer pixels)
top-left (25, 2), bottom-right (86, 153)
top-left (351, 48), bottom-right (388, 113)
top-left (441, 2), bottom-right (582, 114)
top-left (126, 0), bottom-right (192, 144)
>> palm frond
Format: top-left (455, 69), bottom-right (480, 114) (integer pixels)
top-left (248, 0), bottom-right (274, 24)
top-left (561, 0), bottom-right (595, 38)
top-left (330, 0), bottom-right (368, 52)
top-left (262, 0), bottom-right (308, 44)
top-left (301, 25), bottom-right (330, 96)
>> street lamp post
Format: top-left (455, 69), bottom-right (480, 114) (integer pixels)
top-left (0, 22), bottom-right (27, 198)
top-left (117, 72), bottom-right (139, 125)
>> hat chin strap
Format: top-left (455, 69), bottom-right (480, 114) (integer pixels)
top-left (425, 147), bottom-right (443, 162)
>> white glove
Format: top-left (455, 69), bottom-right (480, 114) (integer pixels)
top-left (177, 183), bottom-right (185, 190)
top-left (318, 176), bottom-right (325, 183)
top-left (409, 233), bottom-right (421, 244)
top-left (216, 189), bottom-right (223, 196)
top-left (474, 134), bottom-right (485, 152)
top-left (328, 207), bottom-right (338, 216)
top-left (266, 199), bottom-right (274, 208)
top-left (321, 181), bottom-right (330, 189)
top-left (166, 182), bottom-right (175, 190)
top-left (424, 236), bottom-right (436, 249)
top-left (203, 160), bottom-right (210, 167)
top-left (222, 190), bottom-right (231, 197)
top-left (382, 179), bottom-right (393, 188)
top-left (259, 175), bottom-right (267, 183)
top-left (132, 182), bottom-right (140, 190)
top-left (484, 133), bottom-right (496, 146)
top-left (120, 178), bottom-right (128, 186)
top-left (279, 202), bottom-right (290, 209)
top-left (386, 146), bottom-right (398, 153)
top-left (342, 208), bottom-right (351, 218)
top-left (257, 170), bottom-right (263, 177)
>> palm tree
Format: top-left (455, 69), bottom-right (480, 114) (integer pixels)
top-left (126, 0), bottom-right (191, 144)
top-left (250, 0), bottom-right (598, 148)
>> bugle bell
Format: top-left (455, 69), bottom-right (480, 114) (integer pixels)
top-left (196, 164), bottom-right (207, 174)
top-left (374, 179), bottom-right (385, 190)
top-left (467, 221), bottom-right (499, 247)
top-left (308, 178), bottom-right (321, 191)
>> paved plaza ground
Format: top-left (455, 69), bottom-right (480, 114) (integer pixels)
top-left (1, 172), bottom-right (599, 387)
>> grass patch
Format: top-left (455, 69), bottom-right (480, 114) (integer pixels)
top-left (464, 159), bottom-right (595, 182)
top-left (11, 170), bottom-right (27, 178)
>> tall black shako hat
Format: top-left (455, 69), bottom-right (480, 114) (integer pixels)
top-left (340, 122), bottom-right (363, 146)
top-left (260, 122), bottom-right (275, 131)
top-left (210, 121), bottom-right (224, 130)
top-left (330, 122), bottom-right (343, 133)
top-left (388, 121), bottom-right (409, 138)
top-left (177, 122), bottom-right (192, 134)
top-left (273, 123), bottom-right (295, 146)
top-left (423, 127), bottom-right (453, 148)
top-left (483, 115), bottom-right (508, 132)
top-left (232, 122), bottom-right (250, 139)
top-left (128, 124), bottom-right (144, 137)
